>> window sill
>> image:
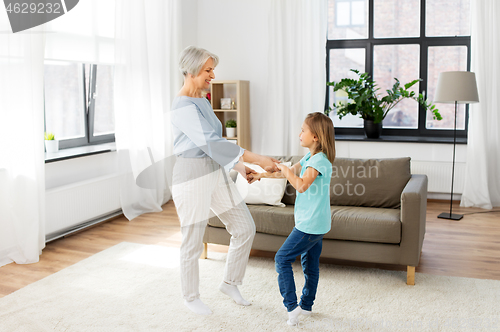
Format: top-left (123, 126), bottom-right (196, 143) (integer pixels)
top-left (44, 142), bottom-right (116, 163)
top-left (334, 135), bottom-right (467, 144)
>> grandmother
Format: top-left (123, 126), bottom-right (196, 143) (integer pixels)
top-left (170, 46), bottom-right (279, 315)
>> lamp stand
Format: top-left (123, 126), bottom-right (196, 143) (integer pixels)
top-left (438, 101), bottom-right (463, 220)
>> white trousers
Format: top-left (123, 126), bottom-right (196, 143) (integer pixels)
top-left (172, 157), bottom-right (256, 301)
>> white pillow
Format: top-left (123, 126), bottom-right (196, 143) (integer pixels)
top-left (235, 162), bottom-right (291, 207)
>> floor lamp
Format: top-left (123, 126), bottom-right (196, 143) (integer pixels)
top-left (433, 71), bottom-right (479, 220)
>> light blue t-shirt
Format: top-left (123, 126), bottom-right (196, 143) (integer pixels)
top-left (294, 152), bottom-right (332, 235)
top-left (171, 96), bottom-right (245, 171)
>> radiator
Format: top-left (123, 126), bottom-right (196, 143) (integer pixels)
top-left (45, 174), bottom-right (122, 239)
top-left (411, 161), bottom-right (466, 194)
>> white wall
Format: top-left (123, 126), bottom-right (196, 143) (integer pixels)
top-left (196, 0), bottom-right (271, 153)
top-left (181, 0), bottom-right (198, 48)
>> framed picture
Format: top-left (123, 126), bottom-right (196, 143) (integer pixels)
top-left (221, 98), bottom-right (232, 110)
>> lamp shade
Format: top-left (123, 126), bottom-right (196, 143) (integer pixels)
top-left (433, 71), bottom-right (479, 104)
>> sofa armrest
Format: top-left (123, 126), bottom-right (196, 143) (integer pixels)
top-left (399, 174), bottom-right (428, 266)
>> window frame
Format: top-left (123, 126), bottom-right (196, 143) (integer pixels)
top-left (87, 64), bottom-right (116, 145)
top-left (326, 0), bottom-right (471, 139)
top-left (44, 63), bottom-right (115, 150)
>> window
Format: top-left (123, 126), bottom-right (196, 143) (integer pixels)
top-left (329, 0), bottom-right (368, 39)
top-left (336, 0), bottom-right (366, 28)
top-left (326, 0), bottom-right (471, 138)
top-left (44, 61), bottom-right (115, 149)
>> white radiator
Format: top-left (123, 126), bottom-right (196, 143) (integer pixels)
top-left (411, 161), bottom-right (466, 194)
top-left (45, 174), bottom-right (122, 239)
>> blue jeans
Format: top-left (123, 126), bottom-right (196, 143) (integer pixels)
top-left (275, 227), bottom-right (324, 312)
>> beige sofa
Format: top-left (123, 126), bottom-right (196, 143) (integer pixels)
top-left (202, 156), bottom-right (427, 285)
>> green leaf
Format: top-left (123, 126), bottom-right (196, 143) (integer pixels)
top-left (225, 119), bottom-right (237, 128)
top-left (44, 132), bottom-right (55, 140)
top-left (404, 79), bottom-right (421, 90)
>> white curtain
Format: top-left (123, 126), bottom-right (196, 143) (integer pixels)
top-left (461, 0), bottom-right (500, 209)
top-left (44, 0), bottom-right (115, 64)
top-left (114, 0), bottom-right (182, 220)
top-left (0, 24), bottom-right (46, 266)
top-left (262, 0), bottom-right (328, 156)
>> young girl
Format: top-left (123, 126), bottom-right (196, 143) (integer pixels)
top-left (253, 112), bottom-right (335, 326)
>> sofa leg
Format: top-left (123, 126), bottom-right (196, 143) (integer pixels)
top-left (200, 243), bottom-right (208, 259)
top-left (407, 266), bottom-right (415, 285)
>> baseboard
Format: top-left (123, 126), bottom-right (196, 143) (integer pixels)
top-left (427, 193), bottom-right (462, 201)
top-left (45, 210), bottom-right (123, 243)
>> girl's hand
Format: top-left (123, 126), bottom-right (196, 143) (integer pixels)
top-left (276, 163), bottom-right (286, 172)
top-left (276, 163), bottom-right (292, 179)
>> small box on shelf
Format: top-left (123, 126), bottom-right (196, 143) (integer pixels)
top-left (221, 98), bottom-right (232, 110)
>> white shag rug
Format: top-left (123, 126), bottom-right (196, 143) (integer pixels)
top-left (0, 242), bottom-right (499, 332)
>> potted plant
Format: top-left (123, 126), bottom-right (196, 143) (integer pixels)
top-left (44, 132), bottom-right (59, 153)
top-left (225, 119), bottom-right (237, 138)
top-left (327, 69), bottom-right (442, 138)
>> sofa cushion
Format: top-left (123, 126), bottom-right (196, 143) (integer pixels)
top-left (271, 156), bottom-right (410, 209)
top-left (329, 157), bottom-right (411, 209)
top-left (208, 205), bottom-right (295, 238)
top-left (207, 205), bottom-right (401, 244)
top-left (327, 205), bottom-right (401, 244)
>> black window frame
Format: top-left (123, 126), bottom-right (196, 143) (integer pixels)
top-left (44, 63), bottom-right (115, 150)
top-left (326, 0), bottom-right (471, 139)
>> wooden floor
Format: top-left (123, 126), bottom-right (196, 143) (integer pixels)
top-left (1, 200), bottom-right (499, 298)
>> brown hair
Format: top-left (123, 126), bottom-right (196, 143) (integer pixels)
top-left (304, 112), bottom-right (336, 164)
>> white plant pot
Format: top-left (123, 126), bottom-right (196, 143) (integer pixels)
top-left (45, 140), bottom-right (59, 153)
top-left (226, 128), bottom-right (236, 138)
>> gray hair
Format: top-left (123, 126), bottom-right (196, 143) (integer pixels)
top-left (179, 46), bottom-right (219, 77)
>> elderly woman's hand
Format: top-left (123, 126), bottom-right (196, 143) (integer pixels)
top-left (260, 156), bottom-right (281, 173)
top-left (247, 172), bottom-right (262, 184)
top-left (241, 151), bottom-right (281, 172)
top-left (245, 166), bottom-right (258, 182)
